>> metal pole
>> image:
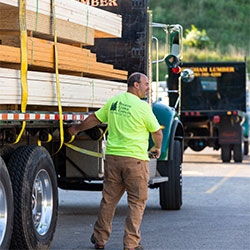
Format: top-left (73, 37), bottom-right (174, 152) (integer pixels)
top-left (178, 76), bottom-right (182, 115)
top-left (147, 9), bottom-right (153, 106)
top-left (152, 37), bottom-right (159, 102)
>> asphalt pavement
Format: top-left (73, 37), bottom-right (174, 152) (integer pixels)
top-left (51, 148), bottom-right (250, 250)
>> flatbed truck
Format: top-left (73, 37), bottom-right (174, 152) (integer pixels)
top-left (0, 0), bottom-right (189, 249)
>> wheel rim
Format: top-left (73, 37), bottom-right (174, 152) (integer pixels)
top-left (0, 181), bottom-right (7, 246)
top-left (32, 169), bottom-right (53, 236)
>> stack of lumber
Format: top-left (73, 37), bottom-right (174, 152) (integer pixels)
top-left (0, 0), bottom-right (121, 45)
top-left (0, 37), bottom-right (128, 81)
top-left (0, 67), bottom-right (127, 108)
top-left (0, 0), bottom-right (127, 111)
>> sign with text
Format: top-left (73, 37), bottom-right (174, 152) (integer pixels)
top-left (78, 0), bottom-right (118, 6)
top-left (181, 66), bottom-right (235, 77)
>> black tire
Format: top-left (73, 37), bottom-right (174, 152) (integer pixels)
top-left (0, 157), bottom-right (14, 250)
top-left (7, 146), bottom-right (58, 250)
top-left (233, 144), bottom-right (243, 163)
top-left (221, 145), bottom-right (231, 162)
top-left (0, 145), bottom-right (14, 164)
top-left (159, 140), bottom-right (182, 210)
top-left (244, 141), bottom-right (249, 155)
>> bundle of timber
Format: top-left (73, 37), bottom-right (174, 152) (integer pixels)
top-left (0, 0), bottom-right (128, 111)
top-left (0, 67), bottom-right (127, 109)
top-left (0, 37), bottom-right (128, 81)
top-left (0, 0), bottom-right (127, 80)
top-left (0, 0), bottom-right (122, 45)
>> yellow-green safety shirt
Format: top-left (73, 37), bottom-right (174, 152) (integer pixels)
top-left (95, 92), bottom-right (160, 161)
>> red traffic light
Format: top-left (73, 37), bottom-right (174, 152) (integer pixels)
top-left (172, 66), bottom-right (181, 74)
top-left (213, 115), bottom-right (220, 123)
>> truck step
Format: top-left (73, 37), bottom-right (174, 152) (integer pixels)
top-left (148, 176), bottom-right (168, 185)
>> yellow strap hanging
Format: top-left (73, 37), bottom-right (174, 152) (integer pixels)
top-left (14, 0), bottom-right (28, 144)
top-left (52, 0), bottom-right (64, 153)
top-left (98, 127), bottom-right (108, 140)
top-left (31, 0), bottom-right (39, 65)
top-left (38, 133), bottom-right (52, 146)
top-left (64, 127), bottom-right (108, 158)
top-left (85, 4), bottom-right (90, 72)
top-left (64, 143), bottom-right (103, 158)
top-left (66, 135), bottom-right (75, 144)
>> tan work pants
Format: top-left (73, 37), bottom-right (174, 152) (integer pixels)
top-left (93, 155), bottom-right (149, 248)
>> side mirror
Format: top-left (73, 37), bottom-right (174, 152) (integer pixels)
top-left (168, 25), bottom-right (183, 59)
top-left (165, 25), bottom-right (183, 70)
top-left (181, 69), bottom-right (195, 82)
top-left (165, 54), bottom-right (180, 68)
top-left (169, 30), bottom-right (180, 57)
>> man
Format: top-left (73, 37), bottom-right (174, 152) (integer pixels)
top-left (68, 72), bottom-right (163, 250)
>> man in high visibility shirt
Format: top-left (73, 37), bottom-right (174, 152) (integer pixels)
top-left (68, 72), bottom-right (163, 250)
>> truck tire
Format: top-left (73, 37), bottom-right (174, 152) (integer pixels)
top-left (159, 140), bottom-right (182, 210)
top-left (0, 157), bottom-right (14, 250)
top-left (0, 145), bottom-right (14, 164)
top-left (233, 144), bottom-right (243, 163)
top-left (244, 141), bottom-right (249, 155)
top-left (221, 145), bottom-right (231, 162)
top-left (7, 146), bottom-right (58, 250)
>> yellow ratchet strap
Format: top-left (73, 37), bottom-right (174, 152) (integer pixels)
top-left (66, 135), bottom-right (75, 144)
top-left (38, 133), bottom-right (52, 146)
top-left (14, 0), bottom-right (28, 144)
top-left (85, 4), bottom-right (90, 72)
top-left (64, 127), bottom-right (108, 158)
top-left (31, 0), bottom-right (39, 64)
top-left (64, 143), bottom-right (103, 158)
top-left (52, 0), bottom-right (64, 153)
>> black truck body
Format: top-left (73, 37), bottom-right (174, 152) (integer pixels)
top-left (90, 0), bottom-right (149, 76)
top-left (168, 61), bottom-right (249, 162)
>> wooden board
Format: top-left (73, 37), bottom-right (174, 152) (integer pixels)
top-left (0, 0), bottom-right (122, 40)
top-left (0, 4), bottom-right (95, 46)
top-left (0, 67), bottom-right (127, 108)
top-left (0, 37), bottom-right (128, 80)
top-left (0, 104), bottom-right (89, 112)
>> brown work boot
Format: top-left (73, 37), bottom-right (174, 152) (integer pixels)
top-left (124, 243), bottom-right (144, 250)
top-left (90, 234), bottom-right (105, 249)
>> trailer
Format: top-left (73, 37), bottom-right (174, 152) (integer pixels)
top-left (0, 0), bottom-right (189, 249)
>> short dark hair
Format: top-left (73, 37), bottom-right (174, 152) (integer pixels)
top-left (127, 73), bottom-right (141, 87)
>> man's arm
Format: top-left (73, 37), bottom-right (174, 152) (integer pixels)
top-left (150, 129), bottom-right (163, 159)
top-left (68, 113), bottom-right (101, 136)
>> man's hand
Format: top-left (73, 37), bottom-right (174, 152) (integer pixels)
top-left (149, 146), bottom-right (161, 159)
top-left (68, 126), bottom-right (78, 136)
top-left (150, 128), bottom-right (163, 159)
top-left (67, 114), bottom-right (101, 137)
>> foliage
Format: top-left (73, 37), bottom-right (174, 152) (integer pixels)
top-left (149, 0), bottom-right (250, 81)
top-left (183, 25), bottom-right (211, 49)
top-left (149, 0), bottom-right (250, 54)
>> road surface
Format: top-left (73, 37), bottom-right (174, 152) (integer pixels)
top-left (51, 148), bottom-right (250, 250)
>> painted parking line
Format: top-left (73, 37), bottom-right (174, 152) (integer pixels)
top-left (205, 166), bottom-right (242, 193)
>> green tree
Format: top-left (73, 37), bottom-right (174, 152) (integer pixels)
top-left (183, 25), bottom-right (211, 49)
top-left (149, 0), bottom-right (250, 55)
